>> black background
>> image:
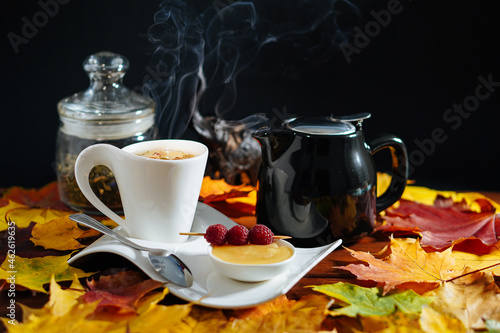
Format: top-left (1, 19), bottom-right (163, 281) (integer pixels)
top-left (1, 0), bottom-right (499, 191)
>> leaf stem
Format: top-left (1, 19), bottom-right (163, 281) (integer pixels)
top-left (445, 262), bottom-right (500, 282)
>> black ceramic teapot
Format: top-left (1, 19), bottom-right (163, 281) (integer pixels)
top-left (252, 113), bottom-right (408, 247)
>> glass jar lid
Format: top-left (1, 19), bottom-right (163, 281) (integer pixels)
top-left (57, 51), bottom-right (156, 139)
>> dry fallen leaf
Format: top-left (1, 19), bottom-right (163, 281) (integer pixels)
top-left (2, 268), bottom-right (331, 333)
top-left (311, 282), bottom-right (433, 317)
top-left (380, 197), bottom-right (499, 249)
top-left (337, 237), bottom-right (460, 294)
top-left (81, 271), bottom-right (164, 320)
top-left (44, 274), bottom-right (86, 317)
top-left (376, 172), bottom-right (500, 213)
top-left (30, 215), bottom-right (100, 251)
top-left (0, 254), bottom-right (94, 293)
top-left (0, 201), bottom-right (69, 231)
top-left (223, 295), bottom-right (331, 333)
top-left (1, 274), bottom-right (113, 333)
top-left (424, 269), bottom-right (500, 331)
top-left (199, 176), bottom-right (256, 223)
top-left (199, 176), bottom-right (254, 202)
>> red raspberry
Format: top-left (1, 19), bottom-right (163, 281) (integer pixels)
top-left (248, 224), bottom-right (274, 245)
top-left (204, 224), bottom-right (228, 246)
top-left (226, 225), bottom-right (249, 245)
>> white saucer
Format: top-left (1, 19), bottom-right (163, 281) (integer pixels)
top-left (68, 203), bottom-right (342, 309)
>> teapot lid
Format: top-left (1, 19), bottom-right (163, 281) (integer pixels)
top-left (283, 116), bottom-right (356, 135)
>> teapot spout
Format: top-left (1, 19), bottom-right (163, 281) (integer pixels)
top-left (252, 127), bottom-right (272, 165)
top-left (253, 127), bottom-right (296, 166)
top-left (252, 127), bottom-right (270, 143)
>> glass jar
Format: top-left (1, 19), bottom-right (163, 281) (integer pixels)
top-left (56, 51), bottom-right (157, 213)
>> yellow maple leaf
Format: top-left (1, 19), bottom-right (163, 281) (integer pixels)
top-left (0, 201), bottom-right (69, 230)
top-left (424, 269), bottom-right (500, 331)
top-left (223, 295), bottom-right (330, 333)
top-left (46, 274), bottom-right (86, 317)
top-left (0, 201), bottom-right (26, 231)
top-left (376, 172), bottom-right (500, 213)
top-left (0, 254), bottom-right (94, 293)
top-left (124, 303), bottom-right (194, 333)
top-left (4, 302), bottom-right (113, 333)
top-left (30, 215), bottom-right (100, 251)
top-left (183, 306), bottom-right (228, 333)
top-left (338, 237), bottom-right (461, 294)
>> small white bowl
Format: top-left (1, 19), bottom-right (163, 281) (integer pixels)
top-left (208, 240), bottom-right (296, 282)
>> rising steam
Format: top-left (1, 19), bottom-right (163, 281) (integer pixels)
top-left (144, 0), bottom-right (358, 138)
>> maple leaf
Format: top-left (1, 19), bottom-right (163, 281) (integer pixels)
top-left (228, 295), bottom-right (290, 319)
top-left (2, 271), bottom-right (174, 333)
top-left (30, 274), bottom-right (86, 318)
top-left (311, 282), bottom-right (434, 317)
top-left (397, 183), bottom-right (500, 213)
top-left (80, 271), bottom-right (164, 320)
top-left (0, 201), bottom-right (29, 231)
top-left (0, 254), bottom-right (94, 293)
top-left (0, 201), bottom-right (70, 231)
top-left (199, 176), bottom-right (256, 223)
top-left (379, 197), bottom-right (499, 249)
top-left (424, 269), bottom-right (500, 331)
top-left (338, 237), bottom-right (461, 294)
top-left (199, 176), bottom-right (254, 203)
top-left (222, 295), bottom-right (330, 333)
top-left (125, 303), bottom-right (194, 333)
top-left (182, 306), bottom-right (228, 333)
top-left (30, 215), bottom-right (100, 251)
top-left (2, 274), bottom-right (114, 333)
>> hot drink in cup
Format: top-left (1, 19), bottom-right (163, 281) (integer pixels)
top-left (74, 140), bottom-right (209, 243)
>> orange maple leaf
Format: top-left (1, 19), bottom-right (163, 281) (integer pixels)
top-left (199, 176), bottom-right (256, 224)
top-left (338, 237), bottom-right (462, 294)
top-left (199, 176), bottom-right (254, 202)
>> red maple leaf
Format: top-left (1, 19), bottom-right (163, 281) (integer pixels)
top-left (81, 271), bottom-right (163, 319)
top-left (379, 196), bottom-right (499, 249)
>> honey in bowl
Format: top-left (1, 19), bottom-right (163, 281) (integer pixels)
top-left (135, 149), bottom-right (196, 160)
top-left (211, 242), bottom-right (294, 265)
top-left (208, 240), bottom-right (296, 282)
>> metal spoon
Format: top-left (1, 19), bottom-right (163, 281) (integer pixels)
top-left (69, 213), bottom-right (193, 287)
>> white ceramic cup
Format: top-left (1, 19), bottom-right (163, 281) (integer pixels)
top-left (74, 139), bottom-right (208, 243)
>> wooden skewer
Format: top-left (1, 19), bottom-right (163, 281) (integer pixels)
top-left (180, 232), bottom-right (292, 239)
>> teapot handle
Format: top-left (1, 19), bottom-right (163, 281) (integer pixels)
top-left (368, 134), bottom-right (409, 212)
